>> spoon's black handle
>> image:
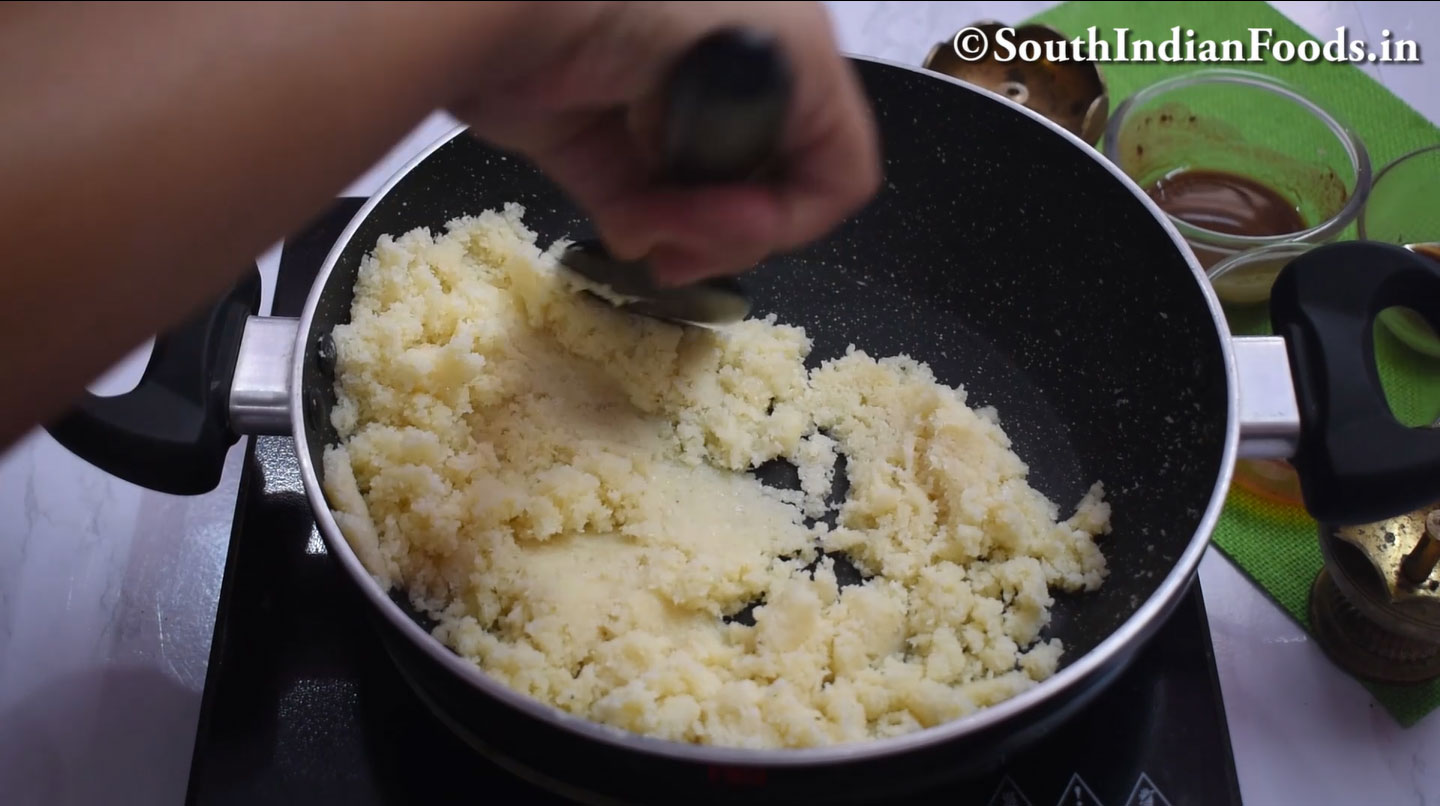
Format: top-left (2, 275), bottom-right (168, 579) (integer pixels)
top-left (659, 27), bottom-right (794, 185)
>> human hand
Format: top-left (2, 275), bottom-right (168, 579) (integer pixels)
top-left (0, 1), bottom-right (879, 448)
top-left (450, 1), bottom-right (882, 285)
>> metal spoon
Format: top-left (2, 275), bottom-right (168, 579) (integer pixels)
top-left (558, 27), bottom-right (793, 328)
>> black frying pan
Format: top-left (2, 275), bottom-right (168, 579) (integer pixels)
top-left (46, 51), bottom-right (1440, 804)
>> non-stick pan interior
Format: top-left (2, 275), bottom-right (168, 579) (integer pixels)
top-left (301, 58), bottom-right (1229, 668)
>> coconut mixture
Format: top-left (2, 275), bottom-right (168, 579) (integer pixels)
top-left (321, 203), bottom-right (1111, 749)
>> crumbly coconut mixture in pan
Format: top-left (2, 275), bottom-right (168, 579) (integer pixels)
top-left (323, 204), bottom-right (1110, 749)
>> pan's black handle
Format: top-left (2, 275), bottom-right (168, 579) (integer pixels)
top-left (658, 26), bottom-right (794, 185)
top-left (1269, 241), bottom-right (1440, 525)
top-left (44, 267), bottom-right (261, 495)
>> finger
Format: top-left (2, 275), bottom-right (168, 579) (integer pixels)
top-left (663, 4), bottom-right (881, 254)
top-left (535, 111), bottom-right (790, 270)
top-left (529, 110), bottom-right (649, 232)
top-left (596, 183), bottom-right (781, 258)
top-left (648, 236), bottom-right (774, 287)
top-left (770, 37), bottom-right (883, 251)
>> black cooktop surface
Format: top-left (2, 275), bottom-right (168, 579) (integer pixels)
top-left (184, 199), bottom-right (1243, 806)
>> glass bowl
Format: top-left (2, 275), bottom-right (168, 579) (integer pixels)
top-left (1206, 242), bottom-right (1317, 510)
top-left (1104, 69), bottom-right (1371, 272)
top-left (1358, 144), bottom-right (1440, 357)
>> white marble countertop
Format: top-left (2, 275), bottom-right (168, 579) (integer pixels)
top-left (2, 2), bottom-right (1437, 804)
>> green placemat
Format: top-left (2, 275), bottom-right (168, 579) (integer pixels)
top-left (1025, 1), bottom-right (1440, 725)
